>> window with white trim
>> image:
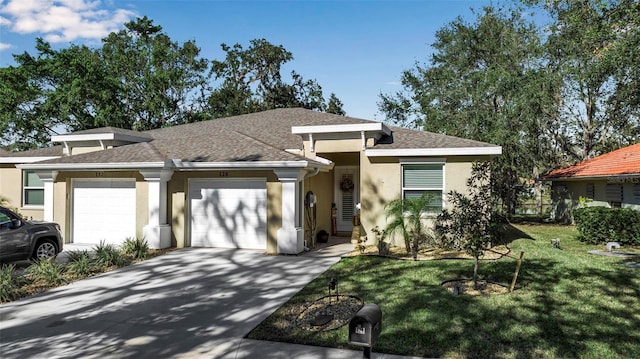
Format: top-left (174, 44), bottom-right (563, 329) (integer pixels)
top-left (402, 164), bottom-right (443, 211)
top-left (23, 171), bottom-right (44, 206)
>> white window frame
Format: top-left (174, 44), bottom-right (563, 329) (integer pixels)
top-left (22, 170), bottom-right (45, 207)
top-left (400, 159), bottom-right (445, 213)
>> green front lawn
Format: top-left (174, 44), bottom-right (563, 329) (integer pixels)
top-left (248, 224), bottom-right (640, 358)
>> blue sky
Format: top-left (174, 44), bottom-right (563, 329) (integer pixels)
top-left (0, 0), bottom-right (499, 121)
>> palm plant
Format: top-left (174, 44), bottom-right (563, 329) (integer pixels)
top-left (383, 193), bottom-right (437, 255)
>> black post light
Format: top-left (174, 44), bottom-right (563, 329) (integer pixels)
top-left (328, 277), bottom-right (338, 303)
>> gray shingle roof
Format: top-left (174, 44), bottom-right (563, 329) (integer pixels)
top-left (13, 108), bottom-right (499, 167)
top-left (70, 127), bottom-right (153, 139)
top-left (376, 126), bottom-right (496, 149)
top-left (0, 146), bottom-right (64, 158)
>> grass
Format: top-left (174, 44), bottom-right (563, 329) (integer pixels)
top-left (248, 224), bottom-right (640, 358)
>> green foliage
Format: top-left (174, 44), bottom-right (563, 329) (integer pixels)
top-left (379, 1), bottom-right (640, 214)
top-left (531, 0), bottom-right (640, 159)
top-left (573, 207), bottom-right (640, 245)
top-left (435, 162), bottom-right (503, 286)
top-left (65, 250), bottom-right (96, 278)
top-left (26, 258), bottom-right (66, 286)
top-left (208, 38), bottom-right (342, 118)
top-left (0, 17), bottom-right (209, 148)
top-left (121, 237), bottom-right (150, 260)
top-left (326, 93), bottom-right (346, 115)
top-left (93, 241), bottom-right (129, 267)
top-left (0, 264), bottom-right (21, 302)
top-left (383, 192), bottom-right (437, 254)
top-left (379, 5), bottom-right (556, 216)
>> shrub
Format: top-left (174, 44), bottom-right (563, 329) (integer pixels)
top-left (94, 241), bottom-right (129, 267)
top-left (27, 259), bottom-right (67, 286)
top-left (573, 207), bottom-right (640, 245)
top-left (66, 250), bottom-right (96, 278)
top-left (0, 264), bottom-right (21, 302)
top-left (121, 237), bottom-right (150, 260)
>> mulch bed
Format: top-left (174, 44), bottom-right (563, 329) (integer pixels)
top-left (295, 295), bottom-right (364, 331)
top-left (442, 279), bottom-right (510, 296)
top-left (345, 244), bottom-right (511, 261)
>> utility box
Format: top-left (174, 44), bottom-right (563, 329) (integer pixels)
top-left (348, 303), bottom-right (382, 348)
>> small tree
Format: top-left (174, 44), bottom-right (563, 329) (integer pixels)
top-left (435, 162), bottom-right (501, 288)
top-left (384, 193), bottom-right (437, 256)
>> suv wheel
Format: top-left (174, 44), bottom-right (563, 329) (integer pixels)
top-left (32, 239), bottom-right (58, 260)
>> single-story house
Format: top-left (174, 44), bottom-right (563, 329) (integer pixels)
top-left (543, 143), bottom-right (640, 221)
top-left (0, 108), bottom-right (501, 254)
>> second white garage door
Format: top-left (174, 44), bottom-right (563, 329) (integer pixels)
top-left (189, 178), bottom-right (267, 249)
top-left (72, 179), bottom-right (137, 245)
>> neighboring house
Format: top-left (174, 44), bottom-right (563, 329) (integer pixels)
top-left (0, 108), bottom-right (501, 254)
top-left (543, 143), bottom-right (640, 222)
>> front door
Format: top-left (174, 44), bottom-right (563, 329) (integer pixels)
top-left (334, 166), bottom-right (359, 232)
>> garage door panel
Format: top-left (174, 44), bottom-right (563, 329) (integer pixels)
top-left (190, 179), bottom-right (266, 249)
top-left (72, 179), bottom-right (136, 245)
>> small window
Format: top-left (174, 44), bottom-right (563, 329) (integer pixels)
top-left (633, 183), bottom-right (640, 201)
top-left (402, 164), bottom-right (443, 211)
top-left (23, 171), bottom-right (44, 206)
top-left (586, 183), bottom-right (595, 199)
top-left (605, 184), bottom-right (623, 202)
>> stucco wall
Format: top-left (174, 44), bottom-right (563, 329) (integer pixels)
top-left (551, 179), bottom-right (640, 221)
top-left (358, 156), bottom-right (482, 246)
top-left (304, 170), bottom-right (334, 242)
top-left (0, 165), bottom-right (45, 220)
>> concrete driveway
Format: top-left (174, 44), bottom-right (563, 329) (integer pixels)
top-left (0, 244), bottom-right (424, 359)
top-left (1, 244), bottom-right (374, 359)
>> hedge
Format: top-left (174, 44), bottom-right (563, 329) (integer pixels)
top-left (573, 207), bottom-right (640, 245)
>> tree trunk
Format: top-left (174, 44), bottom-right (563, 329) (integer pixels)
top-left (473, 257), bottom-right (479, 289)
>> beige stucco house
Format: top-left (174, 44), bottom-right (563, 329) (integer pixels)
top-left (0, 108), bottom-right (501, 254)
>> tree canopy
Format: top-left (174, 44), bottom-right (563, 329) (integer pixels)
top-left (208, 38), bottom-right (342, 118)
top-left (0, 20), bottom-right (344, 149)
top-left (379, 0), bottom-right (640, 214)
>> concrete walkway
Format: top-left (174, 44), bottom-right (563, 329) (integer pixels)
top-left (0, 241), bottom-right (426, 359)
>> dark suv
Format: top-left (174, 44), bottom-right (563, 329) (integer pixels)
top-left (0, 206), bottom-right (63, 262)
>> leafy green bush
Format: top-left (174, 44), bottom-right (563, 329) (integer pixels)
top-left (0, 264), bottom-right (21, 302)
top-left (94, 241), bottom-right (129, 267)
top-left (573, 207), bottom-right (640, 245)
top-left (66, 250), bottom-right (96, 278)
top-left (27, 259), bottom-right (67, 286)
top-left (121, 237), bottom-right (150, 260)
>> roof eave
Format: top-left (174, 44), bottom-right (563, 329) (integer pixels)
top-left (542, 173), bottom-right (640, 181)
top-left (0, 156), bottom-right (61, 164)
top-left (172, 160), bottom-right (333, 171)
top-left (17, 162), bottom-right (170, 170)
top-left (366, 146), bottom-right (503, 157)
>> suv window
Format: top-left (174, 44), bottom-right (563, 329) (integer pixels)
top-left (0, 211), bottom-right (13, 229)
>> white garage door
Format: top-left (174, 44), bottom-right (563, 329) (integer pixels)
top-left (72, 179), bottom-right (136, 245)
top-left (190, 178), bottom-right (267, 249)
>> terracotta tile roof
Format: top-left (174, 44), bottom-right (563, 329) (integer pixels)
top-left (543, 143), bottom-right (640, 179)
